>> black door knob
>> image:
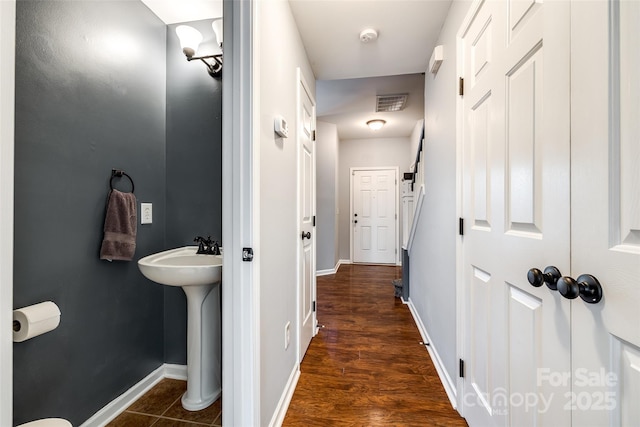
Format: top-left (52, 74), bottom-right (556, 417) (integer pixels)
top-left (556, 274), bottom-right (603, 304)
top-left (527, 266), bottom-right (562, 290)
top-left (301, 231), bottom-right (311, 240)
top-left (354, 213), bottom-right (358, 217)
top-left (354, 220), bottom-right (358, 224)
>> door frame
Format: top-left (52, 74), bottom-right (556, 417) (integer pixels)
top-left (349, 167), bottom-right (400, 265)
top-left (0, 0), bottom-right (15, 424)
top-left (454, 0), bottom-right (480, 415)
top-left (2, 2), bottom-right (259, 425)
top-left (221, 0), bottom-right (260, 425)
top-left (296, 67), bottom-right (317, 363)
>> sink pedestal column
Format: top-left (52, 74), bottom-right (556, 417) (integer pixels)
top-left (181, 282), bottom-right (222, 411)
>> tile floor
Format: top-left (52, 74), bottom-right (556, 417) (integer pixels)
top-left (106, 379), bottom-right (221, 427)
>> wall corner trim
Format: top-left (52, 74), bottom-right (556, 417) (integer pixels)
top-left (79, 364), bottom-right (188, 427)
top-left (406, 298), bottom-right (458, 409)
top-left (268, 364), bottom-right (300, 427)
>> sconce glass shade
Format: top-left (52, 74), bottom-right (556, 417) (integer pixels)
top-left (176, 25), bottom-right (203, 58)
top-left (366, 119), bottom-right (386, 131)
top-left (212, 18), bottom-right (223, 47)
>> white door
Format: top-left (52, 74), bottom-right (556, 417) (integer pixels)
top-left (570, 1), bottom-right (640, 424)
top-left (459, 0), bottom-right (571, 424)
top-left (352, 169), bottom-right (397, 264)
top-left (298, 71), bottom-right (316, 362)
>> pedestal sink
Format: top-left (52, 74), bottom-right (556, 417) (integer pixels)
top-left (138, 246), bottom-right (222, 411)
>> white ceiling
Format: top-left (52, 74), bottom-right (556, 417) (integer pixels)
top-left (141, 0), bottom-right (452, 140)
top-left (140, 0), bottom-right (221, 24)
top-left (317, 74), bottom-right (425, 140)
top-left (289, 0), bottom-right (452, 81)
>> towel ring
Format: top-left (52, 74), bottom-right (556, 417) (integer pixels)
top-left (110, 169), bottom-right (135, 193)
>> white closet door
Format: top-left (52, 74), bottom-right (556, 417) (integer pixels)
top-left (570, 1), bottom-right (640, 424)
top-left (459, 0), bottom-right (571, 424)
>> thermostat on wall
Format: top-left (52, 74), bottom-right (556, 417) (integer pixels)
top-left (274, 115), bottom-right (289, 138)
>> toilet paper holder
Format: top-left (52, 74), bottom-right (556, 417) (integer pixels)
top-left (12, 301), bottom-right (61, 342)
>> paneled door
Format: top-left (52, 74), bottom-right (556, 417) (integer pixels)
top-left (459, 0), bottom-right (571, 424)
top-left (298, 70), bottom-right (316, 362)
top-left (352, 169), bottom-right (397, 264)
top-left (570, 1), bottom-right (640, 424)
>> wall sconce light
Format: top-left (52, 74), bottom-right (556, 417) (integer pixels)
top-left (176, 18), bottom-right (223, 78)
top-left (366, 119), bottom-right (386, 131)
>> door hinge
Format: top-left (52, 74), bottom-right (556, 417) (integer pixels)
top-left (395, 213), bottom-right (398, 220)
top-left (459, 77), bottom-right (464, 96)
top-left (459, 359), bottom-right (465, 378)
top-left (459, 217), bottom-right (464, 236)
top-left (312, 215), bottom-right (316, 227)
top-left (312, 301), bottom-right (316, 312)
top-left (242, 247), bottom-right (254, 262)
top-left (312, 130), bottom-right (316, 141)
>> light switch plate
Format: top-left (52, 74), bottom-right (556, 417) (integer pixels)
top-left (141, 203), bottom-right (152, 224)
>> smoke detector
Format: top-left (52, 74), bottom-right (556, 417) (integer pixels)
top-left (359, 28), bottom-right (378, 43)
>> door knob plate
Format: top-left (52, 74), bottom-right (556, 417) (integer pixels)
top-left (557, 274), bottom-right (603, 304)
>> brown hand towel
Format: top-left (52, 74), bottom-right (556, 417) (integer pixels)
top-left (100, 189), bottom-right (137, 261)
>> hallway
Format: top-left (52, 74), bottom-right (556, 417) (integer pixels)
top-left (283, 264), bottom-right (467, 426)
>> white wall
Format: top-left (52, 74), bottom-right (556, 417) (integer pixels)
top-left (408, 0), bottom-right (471, 392)
top-left (255, 0), bottom-right (315, 424)
top-left (316, 121), bottom-right (339, 272)
top-left (338, 137), bottom-right (412, 261)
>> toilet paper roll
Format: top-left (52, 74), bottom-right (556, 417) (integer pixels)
top-left (13, 301), bottom-right (61, 342)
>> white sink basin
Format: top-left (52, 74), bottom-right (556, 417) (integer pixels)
top-left (138, 246), bottom-right (223, 411)
top-left (138, 246), bottom-right (222, 287)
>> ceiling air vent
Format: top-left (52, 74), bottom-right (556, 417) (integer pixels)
top-left (376, 94), bottom-right (408, 112)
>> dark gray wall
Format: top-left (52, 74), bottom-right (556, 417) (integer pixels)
top-left (164, 20), bottom-right (222, 364)
top-left (13, 1), bottom-right (166, 424)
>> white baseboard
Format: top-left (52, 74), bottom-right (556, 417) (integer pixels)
top-left (317, 259), bottom-right (351, 276)
top-left (268, 364), bottom-right (300, 427)
top-left (316, 267), bottom-right (336, 276)
top-left (80, 364), bottom-right (188, 427)
top-left (406, 299), bottom-right (457, 409)
top-left (162, 363), bottom-right (188, 380)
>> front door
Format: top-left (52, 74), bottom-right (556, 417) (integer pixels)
top-left (352, 168), bottom-right (397, 264)
top-left (459, 0), bottom-right (571, 424)
top-left (570, 1), bottom-right (640, 424)
top-left (298, 71), bottom-right (316, 362)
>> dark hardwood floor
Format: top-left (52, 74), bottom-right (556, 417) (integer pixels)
top-left (283, 264), bottom-right (468, 426)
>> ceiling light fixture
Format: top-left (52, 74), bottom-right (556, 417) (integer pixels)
top-left (176, 18), bottom-right (223, 78)
top-left (367, 119), bottom-right (386, 131)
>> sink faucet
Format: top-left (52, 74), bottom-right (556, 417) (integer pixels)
top-left (194, 236), bottom-right (221, 255)
top-left (194, 236), bottom-right (209, 254)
